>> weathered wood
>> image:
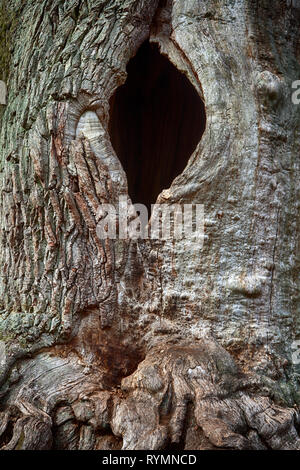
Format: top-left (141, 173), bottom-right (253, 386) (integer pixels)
top-left (0, 0), bottom-right (299, 450)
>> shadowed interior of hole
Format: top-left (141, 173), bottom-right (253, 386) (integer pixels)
top-left (108, 40), bottom-right (206, 214)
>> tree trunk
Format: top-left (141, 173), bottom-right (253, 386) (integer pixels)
top-left (0, 0), bottom-right (300, 450)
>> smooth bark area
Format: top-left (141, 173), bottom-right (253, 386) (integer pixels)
top-left (0, 0), bottom-right (299, 450)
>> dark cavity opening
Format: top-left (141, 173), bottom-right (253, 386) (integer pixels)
top-left (109, 41), bottom-right (206, 213)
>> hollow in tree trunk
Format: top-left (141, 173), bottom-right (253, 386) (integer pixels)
top-left (0, 0), bottom-right (300, 450)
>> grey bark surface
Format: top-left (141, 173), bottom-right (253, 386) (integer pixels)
top-left (0, 0), bottom-right (300, 450)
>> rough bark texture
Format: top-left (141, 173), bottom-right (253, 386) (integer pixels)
top-left (0, 0), bottom-right (300, 450)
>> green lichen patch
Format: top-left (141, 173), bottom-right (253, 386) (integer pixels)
top-left (0, 1), bottom-right (19, 81)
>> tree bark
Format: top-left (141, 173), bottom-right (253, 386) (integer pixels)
top-left (0, 0), bottom-right (300, 450)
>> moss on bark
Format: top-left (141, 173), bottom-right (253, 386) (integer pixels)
top-left (0, 0), bottom-right (22, 81)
